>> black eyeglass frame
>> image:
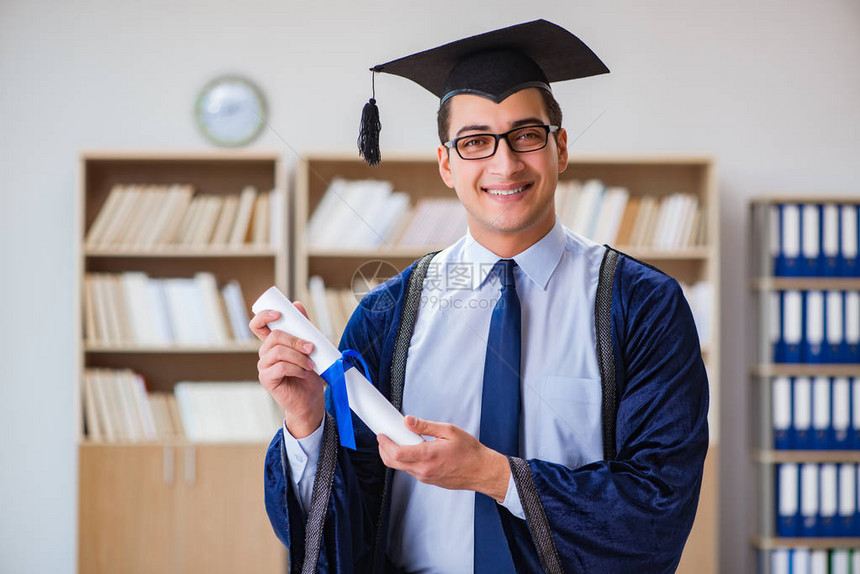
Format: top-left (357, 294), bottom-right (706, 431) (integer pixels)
top-left (443, 124), bottom-right (560, 160)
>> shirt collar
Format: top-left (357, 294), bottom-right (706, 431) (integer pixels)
top-left (463, 220), bottom-right (566, 291)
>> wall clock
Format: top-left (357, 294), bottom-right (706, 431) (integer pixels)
top-left (195, 75), bottom-right (267, 147)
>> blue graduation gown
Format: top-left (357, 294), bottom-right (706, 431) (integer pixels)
top-left (264, 251), bottom-right (709, 573)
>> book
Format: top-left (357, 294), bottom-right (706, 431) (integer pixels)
top-left (86, 185), bottom-right (125, 248)
top-left (251, 192), bottom-right (270, 247)
top-left (195, 272), bottom-right (230, 345)
top-left (210, 194), bottom-right (239, 247)
top-left (229, 186), bottom-right (258, 247)
top-left (155, 185), bottom-right (195, 247)
top-left (221, 280), bottom-right (253, 342)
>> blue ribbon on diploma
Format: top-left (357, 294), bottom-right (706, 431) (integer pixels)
top-left (320, 349), bottom-right (371, 450)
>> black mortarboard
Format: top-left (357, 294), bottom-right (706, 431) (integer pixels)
top-left (358, 19), bottom-right (609, 166)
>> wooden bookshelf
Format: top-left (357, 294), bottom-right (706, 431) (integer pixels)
top-left (76, 151), bottom-right (287, 574)
top-left (295, 152), bottom-right (720, 574)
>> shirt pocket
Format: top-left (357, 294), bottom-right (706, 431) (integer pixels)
top-left (534, 375), bottom-right (603, 466)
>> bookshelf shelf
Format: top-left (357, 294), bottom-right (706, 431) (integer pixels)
top-left (750, 277), bottom-right (860, 291)
top-left (295, 152), bottom-right (720, 574)
top-left (84, 343), bottom-right (260, 354)
top-left (752, 536), bottom-right (860, 550)
top-left (751, 364), bottom-right (860, 378)
top-left (81, 438), bottom-right (271, 447)
top-left (85, 247), bottom-right (279, 258)
top-left (76, 152), bottom-right (287, 574)
top-left (753, 450), bottom-right (860, 464)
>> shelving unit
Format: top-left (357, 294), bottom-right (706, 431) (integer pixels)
top-left (76, 151), bottom-right (288, 574)
top-left (749, 196), bottom-right (860, 573)
top-left (295, 152), bottom-right (720, 574)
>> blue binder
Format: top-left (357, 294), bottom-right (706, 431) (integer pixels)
top-left (772, 291), bottom-right (785, 363)
top-left (846, 292), bottom-right (860, 362)
top-left (838, 463), bottom-right (856, 537)
top-left (819, 464), bottom-right (838, 537)
top-left (803, 291), bottom-right (825, 363)
top-left (772, 376), bottom-right (793, 450)
top-left (783, 291), bottom-right (803, 363)
top-left (777, 204), bottom-right (802, 277)
top-left (822, 203), bottom-right (841, 277)
top-left (799, 463), bottom-right (819, 537)
top-left (792, 377), bottom-right (813, 450)
top-left (801, 204), bottom-right (822, 277)
top-left (776, 463), bottom-right (799, 537)
top-left (811, 376), bottom-right (831, 450)
top-left (840, 204), bottom-right (859, 277)
top-left (825, 291), bottom-right (846, 363)
top-left (832, 377), bottom-right (851, 450)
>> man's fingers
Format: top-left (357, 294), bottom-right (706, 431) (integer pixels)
top-left (249, 310), bottom-right (279, 340)
top-left (293, 301), bottom-right (309, 319)
top-left (259, 329), bottom-right (315, 358)
top-left (404, 415), bottom-right (448, 438)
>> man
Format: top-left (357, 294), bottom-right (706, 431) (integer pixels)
top-left (252, 20), bottom-right (708, 573)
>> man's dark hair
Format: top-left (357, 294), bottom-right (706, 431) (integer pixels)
top-left (436, 88), bottom-right (564, 144)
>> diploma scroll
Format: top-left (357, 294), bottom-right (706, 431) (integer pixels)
top-left (252, 286), bottom-right (423, 446)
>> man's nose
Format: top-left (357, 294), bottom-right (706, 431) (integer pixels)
top-left (488, 137), bottom-right (524, 175)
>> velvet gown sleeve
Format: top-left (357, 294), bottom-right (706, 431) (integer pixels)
top-left (263, 266), bottom-right (415, 573)
top-left (502, 254), bottom-right (710, 573)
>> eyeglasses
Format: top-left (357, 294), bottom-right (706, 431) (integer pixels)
top-left (444, 124), bottom-right (559, 160)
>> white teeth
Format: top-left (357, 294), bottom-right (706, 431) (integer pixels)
top-left (485, 186), bottom-right (526, 196)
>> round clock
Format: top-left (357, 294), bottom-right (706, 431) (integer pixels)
top-left (195, 75), bottom-right (267, 147)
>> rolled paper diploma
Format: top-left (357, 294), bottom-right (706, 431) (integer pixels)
top-left (252, 286), bottom-right (423, 446)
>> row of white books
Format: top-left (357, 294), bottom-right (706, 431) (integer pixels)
top-left (306, 178), bottom-right (705, 252)
top-left (82, 369), bottom-right (181, 442)
top-left (85, 184), bottom-right (282, 250)
top-left (305, 276), bottom-right (362, 343)
top-left (174, 381), bottom-right (283, 442)
top-left (307, 178), bottom-right (466, 250)
top-left (306, 275), bottom-right (711, 349)
top-left (555, 180), bottom-right (706, 250)
top-left (84, 271), bottom-right (253, 346)
top-left (82, 369), bottom-right (282, 443)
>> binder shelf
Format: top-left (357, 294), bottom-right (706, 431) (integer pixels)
top-left (750, 196), bottom-right (860, 574)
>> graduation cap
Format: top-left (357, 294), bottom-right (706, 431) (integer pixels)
top-left (358, 19), bottom-right (609, 166)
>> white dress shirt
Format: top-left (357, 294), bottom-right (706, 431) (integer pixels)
top-left (284, 221), bottom-right (606, 573)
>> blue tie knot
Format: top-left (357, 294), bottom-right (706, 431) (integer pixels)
top-left (495, 259), bottom-right (517, 289)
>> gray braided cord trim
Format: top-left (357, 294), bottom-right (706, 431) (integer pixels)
top-left (301, 412), bottom-right (338, 574)
top-left (509, 456), bottom-right (563, 574)
top-left (595, 247), bottom-right (619, 461)
top-left (389, 251), bottom-right (439, 411)
top-left (372, 251), bottom-right (439, 568)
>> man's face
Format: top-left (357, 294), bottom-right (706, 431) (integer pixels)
top-left (437, 88), bottom-right (568, 250)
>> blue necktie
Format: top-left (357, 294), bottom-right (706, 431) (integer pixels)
top-left (474, 259), bottom-right (521, 573)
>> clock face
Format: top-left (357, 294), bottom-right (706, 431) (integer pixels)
top-left (195, 76), bottom-right (266, 147)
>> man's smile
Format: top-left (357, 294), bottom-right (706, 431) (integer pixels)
top-left (481, 182), bottom-right (533, 197)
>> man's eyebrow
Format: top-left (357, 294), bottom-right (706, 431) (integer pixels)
top-left (454, 118), bottom-right (547, 138)
top-left (511, 117), bottom-right (546, 128)
top-left (455, 124), bottom-right (490, 137)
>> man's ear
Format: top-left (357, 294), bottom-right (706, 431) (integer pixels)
top-left (437, 144), bottom-right (455, 189)
top-left (556, 128), bottom-right (569, 174)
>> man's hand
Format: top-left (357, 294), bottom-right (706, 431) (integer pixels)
top-left (377, 416), bottom-right (510, 502)
top-left (249, 303), bottom-right (325, 439)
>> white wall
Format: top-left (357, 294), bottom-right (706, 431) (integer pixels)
top-left (2, 1), bottom-right (858, 572)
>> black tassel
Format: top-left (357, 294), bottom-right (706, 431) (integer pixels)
top-left (358, 71), bottom-right (382, 166)
top-left (358, 97), bottom-right (382, 166)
